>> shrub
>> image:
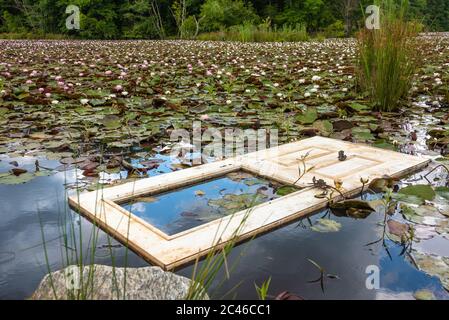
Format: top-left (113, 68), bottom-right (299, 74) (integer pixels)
top-left (198, 21), bottom-right (308, 43)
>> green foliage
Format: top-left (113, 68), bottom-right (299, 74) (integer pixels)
top-left (180, 15), bottom-right (198, 39)
top-left (357, 0), bottom-right (421, 112)
top-left (255, 277), bottom-right (271, 300)
top-left (198, 21), bottom-right (308, 42)
top-left (0, 0), bottom-right (447, 39)
top-left (323, 20), bottom-right (346, 38)
top-left (200, 0), bottom-right (258, 32)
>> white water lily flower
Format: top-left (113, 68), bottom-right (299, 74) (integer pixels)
top-left (51, 100), bottom-right (59, 104)
top-left (80, 99), bottom-right (89, 105)
top-left (122, 91), bottom-right (128, 96)
top-left (226, 100), bottom-right (232, 105)
top-left (310, 88), bottom-right (318, 93)
top-left (304, 92), bottom-right (311, 98)
top-left (312, 75), bottom-right (321, 82)
top-left (299, 79), bottom-right (306, 84)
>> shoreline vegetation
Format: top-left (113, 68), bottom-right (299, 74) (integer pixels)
top-left (0, 1), bottom-right (447, 41)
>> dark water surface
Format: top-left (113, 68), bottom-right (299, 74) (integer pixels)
top-left (1, 154), bottom-right (448, 300)
top-left (120, 172), bottom-right (295, 236)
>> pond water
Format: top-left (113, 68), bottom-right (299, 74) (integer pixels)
top-left (0, 37), bottom-right (448, 300)
top-left (120, 172), bottom-right (297, 236)
top-left (1, 150), bottom-right (448, 300)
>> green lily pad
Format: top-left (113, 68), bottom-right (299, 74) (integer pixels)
top-left (398, 184), bottom-right (436, 201)
top-left (435, 187), bottom-right (449, 200)
top-left (208, 193), bottom-right (267, 214)
top-left (275, 186), bottom-right (298, 196)
top-left (0, 172), bottom-right (35, 185)
top-left (373, 139), bottom-right (396, 151)
top-left (392, 192), bottom-right (424, 205)
top-left (100, 115), bottom-right (121, 129)
top-left (351, 127), bottom-right (374, 141)
top-left (313, 120), bottom-right (333, 136)
top-left (296, 107), bottom-right (317, 125)
top-left (401, 204), bottom-right (443, 225)
top-left (348, 103), bottom-right (369, 112)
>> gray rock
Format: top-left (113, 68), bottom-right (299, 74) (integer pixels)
top-left (30, 264), bottom-right (209, 300)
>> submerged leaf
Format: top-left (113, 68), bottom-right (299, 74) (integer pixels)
top-left (275, 186), bottom-right (298, 196)
top-left (413, 289), bottom-right (436, 301)
top-left (311, 219), bottom-right (341, 233)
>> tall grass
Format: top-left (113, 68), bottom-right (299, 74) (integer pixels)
top-left (37, 159), bottom-right (132, 300)
top-left (198, 20), bottom-right (309, 43)
top-left (186, 207), bottom-right (252, 300)
top-left (356, 0), bottom-right (421, 112)
top-left (38, 164), bottom-right (269, 300)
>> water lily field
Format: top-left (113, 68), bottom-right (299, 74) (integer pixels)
top-left (0, 36), bottom-right (449, 300)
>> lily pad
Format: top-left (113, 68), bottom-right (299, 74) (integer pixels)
top-left (276, 186), bottom-right (298, 196)
top-left (435, 187), bottom-right (449, 200)
top-left (351, 127), bottom-right (374, 141)
top-left (296, 107), bottom-right (317, 125)
top-left (100, 115), bottom-right (121, 129)
top-left (0, 172), bottom-right (35, 185)
top-left (392, 192), bottom-right (424, 205)
top-left (398, 185), bottom-right (436, 202)
top-left (313, 120), bottom-right (333, 136)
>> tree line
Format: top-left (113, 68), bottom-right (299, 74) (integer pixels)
top-left (0, 0), bottom-right (447, 39)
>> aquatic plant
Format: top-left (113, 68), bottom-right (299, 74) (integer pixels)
top-left (255, 277), bottom-right (271, 300)
top-left (38, 162), bottom-right (132, 300)
top-left (198, 22), bottom-right (309, 43)
top-left (356, 0), bottom-right (421, 112)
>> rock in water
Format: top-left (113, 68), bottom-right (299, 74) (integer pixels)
top-left (30, 264), bottom-right (208, 300)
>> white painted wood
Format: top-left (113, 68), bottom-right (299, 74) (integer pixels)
top-left (69, 137), bottom-right (430, 270)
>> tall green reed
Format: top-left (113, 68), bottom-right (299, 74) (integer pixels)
top-left (357, 0), bottom-right (421, 112)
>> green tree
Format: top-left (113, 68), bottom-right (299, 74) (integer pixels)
top-left (200, 0), bottom-right (258, 31)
